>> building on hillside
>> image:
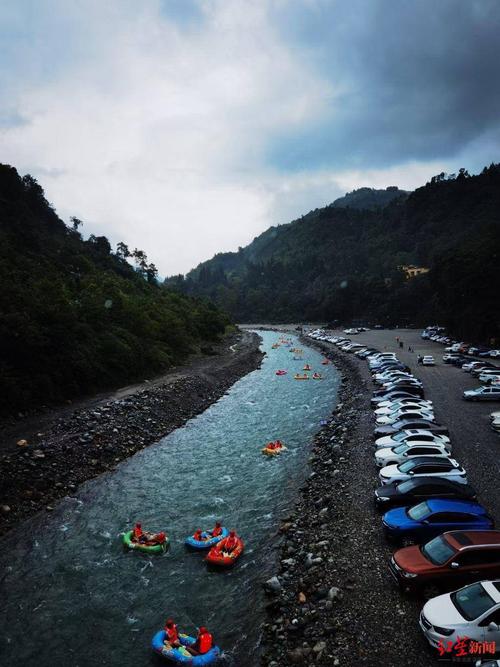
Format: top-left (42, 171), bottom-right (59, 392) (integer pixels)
top-left (399, 264), bottom-right (430, 279)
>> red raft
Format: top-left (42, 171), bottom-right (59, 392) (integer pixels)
top-left (205, 535), bottom-right (244, 567)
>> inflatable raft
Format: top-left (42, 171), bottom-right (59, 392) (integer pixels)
top-left (275, 370), bottom-right (287, 376)
top-left (303, 364), bottom-right (312, 371)
top-left (123, 531), bottom-right (169, 554)
top-left (152, 631), bottom-right (221, 665)
top-left (262, 443), bottom-right (287, 456)
top-left (312, 373), bottom-right (323, 380)
top-left (294, 373), bottom-right (309, 380)
top-left (185, 528), bottom-right (229, 550)
top-left (206, 536), bottom-right (244, 567)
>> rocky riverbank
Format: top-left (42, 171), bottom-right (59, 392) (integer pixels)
top-left (0, 330), bottom-right (264, 537)
top-left (260, 337), bottom-right (429, 667)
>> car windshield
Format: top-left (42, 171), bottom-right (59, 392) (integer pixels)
top-left (408, 501), bottom-right (430, 521)
top-left (396, 480), bottom-right (416, 493)
top-left (451, 583), bottom-right (495, 621)
top-left (421, 535), bottom-right (456, 565)
top-left (399, 460), bottom-right (417, 472)
top-left (393, 432), bottom-right (408, 442)
top-left (393, 444), bottom-right (409, 454)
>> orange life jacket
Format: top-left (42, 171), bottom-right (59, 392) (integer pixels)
top-left (224, 536), bottom-right (238, 551)
top-left (212, 526), bottom-right (222, 537)
top-left (198, 631), bottom-right (213, 654)
top-left (133, 525), bottom-right (142, 539)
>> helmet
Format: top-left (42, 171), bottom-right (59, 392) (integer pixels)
top-left (229, 530), bottom-right (235, 537)
top-left (199, 626), bottom-right (208, 634)
top-left (166, 619), bottom-right (174, 627)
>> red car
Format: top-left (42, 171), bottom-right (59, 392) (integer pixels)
top-left (389, 530), bottom-right (500, 598)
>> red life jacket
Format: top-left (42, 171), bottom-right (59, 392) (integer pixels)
top-left (165, 624), bottom-right (179, 643)
top-left (133, 525), bottom-right (142, 539)
top-left (224, 536), bottom-right (237, 551)
top-left (212, 526), bottom-right (222, 537)
top-left (198, 631), bottom-right (213, 654)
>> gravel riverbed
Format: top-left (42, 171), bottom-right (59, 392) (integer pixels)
top-left (260, 336), bottom-right (432, 667)
top-left (0, 330), bottom-right (264, 537)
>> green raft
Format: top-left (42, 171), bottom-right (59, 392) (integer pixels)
top-left (122, 531), bottom-right (169, 554)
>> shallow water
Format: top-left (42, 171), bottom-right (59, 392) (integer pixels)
top-left (0, 331), bottom-right (339, 667)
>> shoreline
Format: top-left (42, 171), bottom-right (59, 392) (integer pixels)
top-left (0, 329), bottom-right (264, 537)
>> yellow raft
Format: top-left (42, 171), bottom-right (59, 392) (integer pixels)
top-left (294, 373), bottom-right (309, 380)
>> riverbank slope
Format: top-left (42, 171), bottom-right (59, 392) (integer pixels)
top-left (0, 329), bottom-right (264, 536)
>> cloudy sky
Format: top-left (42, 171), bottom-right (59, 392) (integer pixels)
top-left (1, 0), bottom-right (499, 274)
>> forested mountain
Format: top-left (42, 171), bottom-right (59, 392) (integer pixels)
top-left (169, 166), bottom-right (500, 343)
top-left (0, 165), bottom-right (229, 415)
top-left (331, 186), bottom-right (409, 210)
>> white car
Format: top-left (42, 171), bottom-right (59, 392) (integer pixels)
top-left (420, 580), bottom-right (500, 651)
top-left (374, 401), bottom-right (433, 416)
top-left (376, 408), bottom-right (434, 425)
top-left (379, 457), bottom-right (467, 485)
top-left (464, 386), bottom-right (500, 401)
top-left (490, 350), bottom-right (500, 358)
top-left (374, 431), bottom-right (451, 450)
top-left (375, 442), bottom-right (451, 467)
top-left (375, 397), bottom-right (432, 409)
top-left (422, 356), bottom-right (435, 366)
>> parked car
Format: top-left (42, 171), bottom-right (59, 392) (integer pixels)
top-left (375, 442), bottom-right (452, 467)
top-left (481, 374), bottom-right (500, 385)
top-left (374, 430), bottom-right (450, 449)
top-left (374, 420), bottom-right (449, 438)
top-left (379, 457), bottom-right (467, 486)
top-left (376, 408), bottom-right (435, 425)
top-left (373, 384), bottom-right (425, 398)
top-left (371, 390), bottom-right (427, 405)
top-left (443, 354), bottom-right (461, 363)
top-left (374, 477), bottom-right (477, 510)
top-left (463, 387), bottom-right (500, 401)
top-left (390, 530), bottom-right (500, 597)
top-left (420, 579), bottom-right (500, 649)
top-left (422, 356), bottom-right (435, 366)
top-left (374, 400), bottom-right (433, 415)
top-left (382, 499), bottom-right (493, 545)
top-left (490, 350), bottom-right (500, 358)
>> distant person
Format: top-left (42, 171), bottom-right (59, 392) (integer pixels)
top-left (150, 531), bottom-right (167, 546)
top-left (186, 626), bottom-right (213, 656)
top-left (417, 355), bottom-right (423, 365)
top-left (193, 529), bottom-right (205, 542)
top-left (396, 336), bottom-right (400, 343)
top-left (164, 618), bottom-right (180, 648)
top-left (399, 341), bottom-right (404, 349)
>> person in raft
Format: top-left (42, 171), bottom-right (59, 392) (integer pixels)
top-left (131, 522), bottom-right (147, 544)
top-left (211, 521), bottom-right (223, 537)
top-left (131, 523), bottom-right (167, 546)
top-left (163, 618), bottom-right (181, 648)
top-left (220, 530), bottom-right (239, 555)
top-left (193, 529), bottom-right (207, 542)
top-left (186, 626), bottom-right (213, 656)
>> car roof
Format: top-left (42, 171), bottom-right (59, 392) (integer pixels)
top-left (425, 499), bottom-right (485, 514)
top-left (401, 477), bottom-right (471, 491)
top-left (446, 530), bottom-right (500, 550)
top-left (405, 456), bottom-right (455, 467)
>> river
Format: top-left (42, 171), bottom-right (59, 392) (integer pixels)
top-left (0, 331), bottom-right (340, 667)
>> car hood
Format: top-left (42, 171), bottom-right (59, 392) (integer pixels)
top-left (423, 593), bottom-right (465, 627)
top-left (376, 447), bottom-right (400, 459)
top-left (383, 507), bottom-right (417, 529)
top-left (380, 464), bottom-right (401, 478)
top-left (393, 545), bottom-right (435, 574)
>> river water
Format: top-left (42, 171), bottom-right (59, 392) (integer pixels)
top-left (0, 331), bottom-right (339, 667)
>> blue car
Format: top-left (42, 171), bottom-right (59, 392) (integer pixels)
top-left (382, 498), bottom-right (493, 545)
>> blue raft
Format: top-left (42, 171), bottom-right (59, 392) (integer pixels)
top-left (184, 527), bottom-right (229, 550)
top-left (152, 631), bottom-right (221, 665)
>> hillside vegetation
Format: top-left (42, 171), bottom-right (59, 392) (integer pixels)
top-left (169, 166), bottom-right (500, 343)
top-left (0, 165), bottom-right (229, 415)
top-left (331, 186), bottom-right (409, 210)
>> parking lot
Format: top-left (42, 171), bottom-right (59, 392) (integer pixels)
top-left (339, 328), bottom-right (500, 526)
top-left (307, 327), bottom-right (500, 665)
